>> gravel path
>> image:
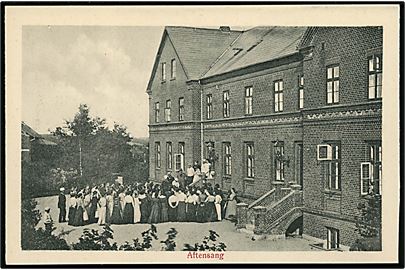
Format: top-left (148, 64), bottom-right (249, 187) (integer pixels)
top-left (35, 195), bottom-right (317, 251)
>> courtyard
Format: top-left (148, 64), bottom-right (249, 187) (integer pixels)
top-left (35, 195), bottom-right (318, 251)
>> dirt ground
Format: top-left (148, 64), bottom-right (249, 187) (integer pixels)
top-left (35, 195), bottom-right (317, 251)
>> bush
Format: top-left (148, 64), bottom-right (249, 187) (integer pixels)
top-left (119, 224), bottom-right (158, 251)
top-left (182, 230), bottom-right (227, 251)
top-left (350, 237), bottom-right (381, 251)
top-left (160, 228), bottom-right (178, 251)
top-left (72, 225), bottom-right (118, 250)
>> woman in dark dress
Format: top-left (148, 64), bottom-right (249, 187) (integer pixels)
top-left (159, 191), bottom-right (169, 223)
top-left (67, 192), bottom-right (77, 226)
top-left (186, 191), bottom-right (197, 222)
top-left (110, 193), bottom-right (123, 224)
top-left (205, 189), bottom-right (217, 222)
top-left (72, 193), bottom-right (84, 226)
top-left (148, 191), bottom-right (161, 224)
top-left (122, 191), bottom-right (134, 224)
top-left (168, 191), bottom-right (178, 222)
top-left (176, 190), bottom-right (187, 222)
top-left (88, 191), bottom-right (99, 224)
top-left (197, 189), bottom-right (207, 223)
top-left (139, 190), bottom-right (150, 224)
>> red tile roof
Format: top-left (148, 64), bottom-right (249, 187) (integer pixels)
top-left (202, 26), bottom-right (308, 79)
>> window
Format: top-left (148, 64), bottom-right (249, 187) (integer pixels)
top-left (274, 80), bottom-right (284, 112)
top-left (176, 142), bottom-right (185, 171)
top-left (206, 94), bottom-right (213, 120)
top-left (362, 142), bottom-right (382, 195)
top-left (245, 86), bottom-right (253, 115)
top-left (165, 100), bottom-right (171, 122)
top-left (171, 59), bottom-right (176, 79)
top-left (274, 142), bottom-right (285, 181)
top-left (246, 142), bottom-right (255, 178)
top-left (178, 97), bottom-right (184, 121)
top-left (155, 142), bottom-right (161, 168)
top-left (368, 54), bottom-right (382, 99)
top-left (223, 142), bottom-right (232, 176)
top-left (327, 227), bottom-right (340, 250)
top-left (154, 102), bottom-right (160, 123)
top-left (298, 75), bottom-right (304, 109)
top-left (161, 62), bottom-right (166, 81)
top-left (326, 65), bottom-right (339, 104)
top-left (166, 142), bottom-right (172, 170)
top-left (324, 142), bottom-right (341, 191)
top-left (223, 91), bottom-right (230, 118)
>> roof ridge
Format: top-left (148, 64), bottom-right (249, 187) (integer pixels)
top-left (165, 25), bottom-right (243, 32)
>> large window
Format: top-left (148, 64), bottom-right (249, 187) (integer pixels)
top-left (178, 97), bottom-right (184, 121)
top-left (327, 65), bottom-right (339, 104)
top-left (327, 227), bottom-right (340, 250)
top-left (274, 142), bottom-right (285, 181)
top-left (176, 142), bottom-right (185, 171)
top-left (171, 59), bottom-right (176, 79)
top-left (368, 54), bottom-right (382, 99)
top-left (155, 142), bottom-right (161, 168)
top-left (154, 102), bottom-right (160, 123)
top-left (161, 62), bottom-right (166, 81)
top-left (166, 142), bottom-right (172, 170)
top-left (324, 142), bottom-right (341, 191)
top-left (223, 91), bottom-right (230, 118)
top-left (246, 142), bottom-right (255, 178)
top-left (298, 75), bottom-right (304, 109)
top-left (165, 100), bottom-right (171, 122)
top-left (245, 86), bottom-right (253, 115)
top-left (223, 142), bottom-right (232, 176)
top-left (361, 142), bottom-right (382, 195)
top-left (207, 94), bottom-right (213, 120)
top-left (274, 80), bottom-right (284, 112)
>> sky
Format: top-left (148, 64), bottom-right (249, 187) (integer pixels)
top-left (22, 26), bottom-right (164, 138)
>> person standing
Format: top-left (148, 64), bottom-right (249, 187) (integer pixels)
top-left (159, 191), bottom-right (169, 223)
top-left (97, 192), bottom-right (107, 225)
top-left (67, 191), bottom-right (77, 226)
top-left (186, 165), bottom-right (195, 187)
top-left (123, 191), bottom-right (135, 224)
top-left (139, 189), bottom-right (150, 224)
top-left (110, 192), bottom-right (123, 225)
top-left (57, 188), bottom-right (66, 223)
top-left (132, 190), bottom-right (141, 223)
top-left (148, 191), bottom-right (161, 224)
top-left (225, 188), bottom-right (238, 220)
top-left (214, 191), bottom-right (223, 221)
top-left (72, 192), bottom-right (84, 226)
top-left (89, 191), bottom-right (99, 224)
top-left (168, 191), bottom-right (179, 222)
top-left (105, 191), bottom-right (114, 224)
top-left (176, 189), bottom-right (187, 222)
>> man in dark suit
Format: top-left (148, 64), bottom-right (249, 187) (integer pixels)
top-left (57, 187), bottom-right (67, 222)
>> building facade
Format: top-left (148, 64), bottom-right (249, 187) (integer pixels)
top-left (146, 26), bottom-right (383, 249)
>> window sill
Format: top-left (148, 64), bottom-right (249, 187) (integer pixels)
top-left (161, 80), bottom-right (166, 84)
top-left (324, 189), bottom-right (342, 196)
top-left (170, 78), bottom-right (176, 81)
top-left (244, 177), bottom-right (255, 182)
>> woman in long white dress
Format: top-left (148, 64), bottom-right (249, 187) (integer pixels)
top-left (214, 191), bottom-right (223, 221)
top-left (132, 190), bottom-right (141, 223)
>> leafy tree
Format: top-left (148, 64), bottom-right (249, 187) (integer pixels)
top-left (182, 230), bottom-right (227, 251)
top-left (72, 225), bottom-right (118, 250)
top-left (160, 228), bottom-right (178, 251)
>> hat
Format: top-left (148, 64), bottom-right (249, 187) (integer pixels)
top-left (45, 207), bottom-right (50, 211)
top-left (60, 187), bottom-right (65, 191)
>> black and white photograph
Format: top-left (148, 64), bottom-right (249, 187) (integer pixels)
top-left (3, 4), bottom-right (402, 266)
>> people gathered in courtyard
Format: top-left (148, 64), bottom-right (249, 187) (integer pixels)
top-left (58, 172), bottom-right (239, 227)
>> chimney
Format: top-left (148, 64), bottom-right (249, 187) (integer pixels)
top-left (219, 26), bottom-right (231, 32)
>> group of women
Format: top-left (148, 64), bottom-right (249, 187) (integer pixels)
top-left (64, 181), bottom-right (238, 227)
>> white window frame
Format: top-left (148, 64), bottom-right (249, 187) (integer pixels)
top-left (360, 162), bottom-right (373, 195)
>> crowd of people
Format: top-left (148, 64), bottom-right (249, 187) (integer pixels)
top-left (56, 171), bottom-right (239, 227)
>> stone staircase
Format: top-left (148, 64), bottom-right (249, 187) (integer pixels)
top-left (236, 181), bottom-right (303, 238)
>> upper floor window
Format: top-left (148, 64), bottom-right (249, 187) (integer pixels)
top-left (298, 75), bottom-right (304, 109)
top-left (274, 80), bottom-right (284, 112)
top-left (154, 102), bottom-right (160, 123)
top-left (245, 86), bottom-right (253, 115)
top-left (246, 142), bottom-right (255, 178)
top-left (324, 141), bottom-right (341, 191)
top-left (161, 62), bottom-right (166, 81)
top-left (206, 94), bottom-right (213, 120)
top-left (368, 54), bottom-right (382, 99)
top-left (178, 97), bottom-right (184, 121)
top-left (155, 142), bottom-right (161, 168)
top-left (165, 100), bottom-right (171, 122)
top-left (274, 141), bottom-right (285, 181)
top-left (223, 91), bottom-right (230, 118)
top-left (223, 142), bottom-right (232, 176)
top-left (327, 65), bottom-right (339, 104)
top-left (171, 59), bottom-right (176, 79)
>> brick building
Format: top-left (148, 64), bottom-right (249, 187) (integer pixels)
top-left (146, 26), bottom-right (383, 249)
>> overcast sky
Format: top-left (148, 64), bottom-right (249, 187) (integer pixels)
top-left (22, 26), bottom-right (164, 138)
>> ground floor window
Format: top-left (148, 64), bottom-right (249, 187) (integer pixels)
top-left (326, 227), bottom-right (340, 250)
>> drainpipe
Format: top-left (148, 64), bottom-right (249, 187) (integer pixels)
top-left (199, 81), bottom-right (204, 163)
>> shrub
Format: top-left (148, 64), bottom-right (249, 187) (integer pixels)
top-left (160, 228), bottom-right (178, 251)
top-left (72, 225), bottom-right (118, 250)
top-left (119, 224), bottom-right (158, 251)
top-left (182, 230), bottom-right (226, 251)
top-left (350, 237), bottom-right (381, 251)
